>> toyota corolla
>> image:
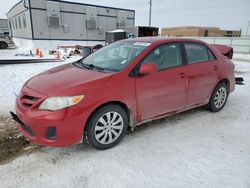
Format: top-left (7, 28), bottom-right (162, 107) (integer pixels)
top-left (10, 38), bottom-right (235, 150)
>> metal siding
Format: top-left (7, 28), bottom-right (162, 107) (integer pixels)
top-left (30, 0), bottom-right (46, 9)
top-left (7, 3), bottom-right (33, 39)
top-left (31, 9), bottom-right (49, 39)
top-left (7, 0), bottom-right (135, 41)
top-left (0, 19), bottom-right (9, 33)
top-left (7, 1), bottom-right (26, 18)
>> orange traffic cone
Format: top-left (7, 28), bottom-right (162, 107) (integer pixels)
top-left (56, 51), bottom-right (60, 60)
top-left (35, 48), bottom-right (39, 56)
top-left (39, 50), bottom-right (43, 58)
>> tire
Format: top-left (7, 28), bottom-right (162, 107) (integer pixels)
top-left (209, 82), bottom-right (229, 112)
top-left (0, 42), bottom-right (7, 49)
top-left (86, 104), bottom-right (128, 150)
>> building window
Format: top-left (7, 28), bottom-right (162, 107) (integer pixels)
top-left (204, 30), bottom-right (208, 37)
top-left (15, 17), bottom-right (18, 29)
top-left (9, 20), bottom-right (11, 29)
top-left (12, 19), bottom-right (15, 29)
top-left (22, 14), bottom-right (27, 28)
top-left (18, 16), bottom-right (22, 29)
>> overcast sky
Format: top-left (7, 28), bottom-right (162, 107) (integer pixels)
top-left (1, 0), bottom-right (250, 35)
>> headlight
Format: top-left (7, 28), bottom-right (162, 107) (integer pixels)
top-left (39, 95), bottom-right (84, 111)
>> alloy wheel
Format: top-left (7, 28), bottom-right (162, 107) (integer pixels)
top-left (214, 87), bottom-right (227, 109)
top-left (94, 111), bottom-right (124, 145)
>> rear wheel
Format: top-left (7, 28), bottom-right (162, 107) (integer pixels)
top-left (209, 82), bottom-right (229, 112)
top-left (86, 104), bottom-right (128, 150)
top-left (0, 42), bottom-right (7, 49)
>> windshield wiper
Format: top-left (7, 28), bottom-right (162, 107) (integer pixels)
top-left (75, 61), bottom-right (105, 72)
top-left (84, 64), bottom-right (105, 72)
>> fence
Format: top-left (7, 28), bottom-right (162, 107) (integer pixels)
top-left (188, 37), bottom-right (250, 54)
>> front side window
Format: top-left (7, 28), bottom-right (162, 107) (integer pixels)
top-left (184, 43), bottom-right (209, 64)
top-left (77, 41), bottom-right (151, 72)
top-left (142, 43), bottom-right (183, 70)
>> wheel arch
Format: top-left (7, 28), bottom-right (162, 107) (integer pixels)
top-left (207, 78), bottom-right (230, 104)
top-left (84, 101), bottom-right (135, 135)
top-left (208, 78), bottom-right (230, 112)
top-left (217, 78), bottom-right (230, 89)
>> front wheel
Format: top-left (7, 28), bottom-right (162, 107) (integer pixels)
top-left (86, 104), bottom-right (128, 150)
top-left (209, 82), bottom-right (229, 112)
top-left (0, 42), bottom-right (7, 49)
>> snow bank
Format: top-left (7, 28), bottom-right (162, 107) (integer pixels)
top-left (13, 38), bottom-right (105, 50)
top-left (233, 53), bottom-right (250, 62)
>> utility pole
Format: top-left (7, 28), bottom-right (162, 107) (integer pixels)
top-left (246, 21), bottom-right (250, 37)
top-left (149, 0), bottom-right (152, 26)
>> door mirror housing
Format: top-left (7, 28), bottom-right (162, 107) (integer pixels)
top-left (139, 63), bottom-right (157, 75)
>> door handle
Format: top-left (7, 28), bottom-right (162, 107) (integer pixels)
top-left (179, 72), bottom-right (185, 78)
top-left (214, 65), bottom-right (218, 70)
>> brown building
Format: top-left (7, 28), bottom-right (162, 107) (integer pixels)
top-left (161, 26), bottom-right (241, 37)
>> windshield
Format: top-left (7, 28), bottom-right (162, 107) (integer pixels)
top-left (79, 41), bottom-right (151, 72)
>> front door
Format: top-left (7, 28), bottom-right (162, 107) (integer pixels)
top-left (135, 43), bottom-right (188, 122)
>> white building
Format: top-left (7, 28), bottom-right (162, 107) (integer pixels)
top-left (0, 18), bottom-right (9, 34)
top-left (7, 0), bottom-right (135, 48)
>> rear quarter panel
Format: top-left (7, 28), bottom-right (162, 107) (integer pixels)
top-left (222, 58), bottom-right (235, 93)
top-left (206, 45), bottom-right (234, 93)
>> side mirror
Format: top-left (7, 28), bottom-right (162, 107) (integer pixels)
top-left (139, 63), bottom-right (157, 75)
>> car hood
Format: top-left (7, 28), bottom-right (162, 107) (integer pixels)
top-left (25, 63), bottom-right (112, 96)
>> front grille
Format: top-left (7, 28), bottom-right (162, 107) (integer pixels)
top-left (22, 103), bottom-right (33, 107)
top-left (23, 95), bottom-right (39, 101)
top-left (20, 95), bottom-right (40, 108)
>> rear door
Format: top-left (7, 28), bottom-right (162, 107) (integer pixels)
top-left (135, 43), bottom-right (188, 121)
top-left (184, 42), bottom-right (220, 105)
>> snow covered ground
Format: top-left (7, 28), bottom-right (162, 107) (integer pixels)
top-left (0, 53), bottom-right (249, 187)
top-left (0, 54), bottom-right (82, 116)
top-left (233, 53), bottom-right (250, 62)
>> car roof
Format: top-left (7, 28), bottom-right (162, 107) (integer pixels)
top-left (124, 37), bottom-right (208, 45)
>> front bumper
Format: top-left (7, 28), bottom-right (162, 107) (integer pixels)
top-left (10, 111), bottom-right (35, 136)
top-left (7, 43), bottom-right (15, 48)
top-left (12, 86), bottom-right (89, 147)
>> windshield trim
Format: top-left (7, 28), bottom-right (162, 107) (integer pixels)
top-left (77, 41), bottom-right (151, 72)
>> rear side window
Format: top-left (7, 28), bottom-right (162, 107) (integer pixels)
top-left (142, 43), bottom-right (182, 70)
top-left (184, 43), bottom-right (209, 64)
top-left (207, 48), bottom-right (216, 61)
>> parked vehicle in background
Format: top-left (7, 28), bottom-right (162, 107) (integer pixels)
top-left (105, 26), bottom-right (159, 44)
top-left (11, 37), bottom-right (235, 150)
top-left (0, 34), bottom-right (15, 49)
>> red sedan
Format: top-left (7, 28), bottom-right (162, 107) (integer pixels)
top-left (11, 38), bottom-right (235, 149)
